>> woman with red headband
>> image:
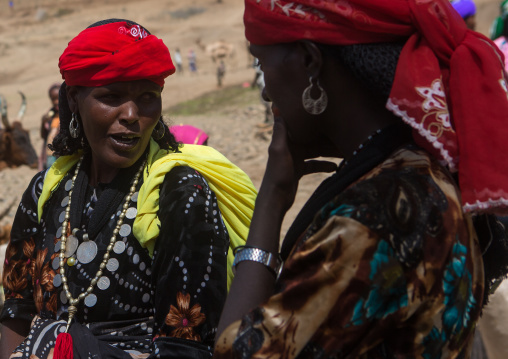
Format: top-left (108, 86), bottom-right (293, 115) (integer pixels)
top-left (0, 19), bottom-right (256, 358)
top-left (214, 0), bottom-right (508, 358)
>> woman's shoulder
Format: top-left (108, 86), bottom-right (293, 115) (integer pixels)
top-left (355, 144), bottom-right (458, 201)
top-left (338, 145), bottom-right (460, 223)
top-left (157, 166), bottom-right (212, 207)
top-left (310, 145), bottom-right (465, 266)
top-left (160, 165), bottom-right (208, 190)
top-left (9, 170), bottom-right (49, 240)
top-left (22, 169), bottom-right (48, 205)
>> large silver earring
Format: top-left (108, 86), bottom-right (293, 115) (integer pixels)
top-left (152, 118), bottom-right (165, 140)
top-left (302, 76), bottom-right (328, 115)
top-left (69, 113), bottom-right (80, 139)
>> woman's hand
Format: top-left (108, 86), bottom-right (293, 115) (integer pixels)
top-left (215, 116), bottom-right (337, 341)
top-left (261, 116), bottom-right (338, 213)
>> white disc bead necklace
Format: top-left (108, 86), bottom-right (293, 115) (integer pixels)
top-left (58, 156), bottom-right (145, 332)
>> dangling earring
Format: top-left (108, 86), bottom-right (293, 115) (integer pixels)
top-left (152, 118), bottom-right (165, 140)
top-left (69, 113), bottom-right (81, 139)
top-left (302, 76), bottom-right (328, 115)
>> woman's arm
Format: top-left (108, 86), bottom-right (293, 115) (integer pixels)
top-left (0, 319), bottom-right (30, 358)
top-left (0, 172), bottom-right (45, 355)
top-left (216, 118), bottom-right (337, 338)
top-left (215, 183), bottom-right (285, 337)
top-left (40, 113), bottom-right (51, 140)
top-left (150, 166), bottom-right (229, 356)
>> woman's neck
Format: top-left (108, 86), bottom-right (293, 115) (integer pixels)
top-left (326, 104), bottom-right (400, 162)
top-left (320, 58), bottom-right (401, 161)
top-left (88, 157), bottom-right (120, 186)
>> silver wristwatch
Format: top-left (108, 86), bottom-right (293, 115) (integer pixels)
top-left (233, 246), bottom-right (283, 278)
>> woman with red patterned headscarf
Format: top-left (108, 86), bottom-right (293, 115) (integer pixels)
top-left (0, 19), bottom-right (256, 359)
top-left (214, 1), bottom-right (508, 358)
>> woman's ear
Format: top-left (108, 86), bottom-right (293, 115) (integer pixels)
top-left (66, 86), bottom-right (79, 113)
top-left (298, 40), bottom-right (323, 80)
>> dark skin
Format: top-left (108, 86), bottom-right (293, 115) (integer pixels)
top-left (464, 15), bottom-right (476, 31)
top-left (215, 41), bottom-right (400, 341)
top-left (67, 80), bottom-right (162, 185)
top-left (0, 319), bottom-right (30, 357)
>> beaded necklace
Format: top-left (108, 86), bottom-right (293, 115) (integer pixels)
top-left (337, 128), bottom-right (383, 171)
top-left (57, 156), bottom-right (145, 332)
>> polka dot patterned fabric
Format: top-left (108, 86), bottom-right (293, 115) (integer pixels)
top-left (1, 166), bottom-right (229, 357)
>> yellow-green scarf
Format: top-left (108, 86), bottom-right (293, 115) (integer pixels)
top-left (38, 139), bottom-right (257, 289)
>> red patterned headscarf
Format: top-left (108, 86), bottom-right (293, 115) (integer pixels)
top-left (59, 21), bottom-right (175, 87)
top-left (245, 0), bottom-right (508, 214)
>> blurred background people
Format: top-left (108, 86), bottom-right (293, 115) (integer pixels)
top-left (490, 1), bottom-right (508, 69)
top-left (217, 60), bottom-right (226, 87)
top-left (188, 49), bottom-right (197, 73)
top-left (174, 47), bottom-right (183, 73)
top-left (451, 0), bottom-right (478, 30)
top-left (490, 0), bottom-right (508, 39)
top-left (38, 82), bottom-right (60, 170)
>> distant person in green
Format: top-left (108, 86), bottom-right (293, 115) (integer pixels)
top-left (490, 0), bottom-right (508, 39)
top-left (489, 1), bottom-right (508, 71)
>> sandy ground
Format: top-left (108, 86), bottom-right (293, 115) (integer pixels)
top-left (0, 0), bottom-right (504, 236)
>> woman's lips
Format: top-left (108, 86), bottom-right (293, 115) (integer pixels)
top-left (109, 134), bottom-right (140, 150)
top-left (272, 106), bottom-right (281, 117)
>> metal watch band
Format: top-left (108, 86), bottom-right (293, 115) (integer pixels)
top-left (233, 247), bottom-right (282, 277)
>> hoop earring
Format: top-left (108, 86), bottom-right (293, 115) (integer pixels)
top-left (152, 118), bottom-right (165, 140)
top-left (302, 76), bottom-right (328, 115)
top-left (69, 113), bottom-right (81, 139)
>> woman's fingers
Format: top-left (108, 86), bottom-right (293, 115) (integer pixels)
top-left (269, 114), bottom-right (338, 177)
top-left (300, 159), bottom-right (338, 177)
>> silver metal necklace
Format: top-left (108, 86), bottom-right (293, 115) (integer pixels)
top-left (57, 156), bottom-right (145, 332)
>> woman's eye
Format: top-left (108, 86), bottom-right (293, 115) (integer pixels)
top-left (99, 93), bottom-right (119, 101)
top-left (140, 92), bottom-right (159, 101)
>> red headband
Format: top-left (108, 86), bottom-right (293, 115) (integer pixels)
top-left (245, 0), bottom-right (508, 214)
top-left (59, 21), bottom-right (175, 87)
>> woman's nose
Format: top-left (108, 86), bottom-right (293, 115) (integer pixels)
top-left (120, 100), bottom-right (139, 124)
top-left (261, 87), bottom-right (271, 102)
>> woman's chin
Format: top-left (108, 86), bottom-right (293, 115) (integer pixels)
top-left (91, 142), bottom-right (148, 171)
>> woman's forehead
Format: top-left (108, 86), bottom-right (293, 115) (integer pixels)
top-left (88, 80), bottom-right (161, 92)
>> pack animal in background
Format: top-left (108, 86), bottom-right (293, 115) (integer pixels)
top-left (0, 92), bottom-right (38, 170)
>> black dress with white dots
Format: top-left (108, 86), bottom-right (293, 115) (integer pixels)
top-left (1, 163), bottom-right (229, 358)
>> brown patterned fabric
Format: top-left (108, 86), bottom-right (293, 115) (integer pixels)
top-left (215, 145), bottom-right (484, 359)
